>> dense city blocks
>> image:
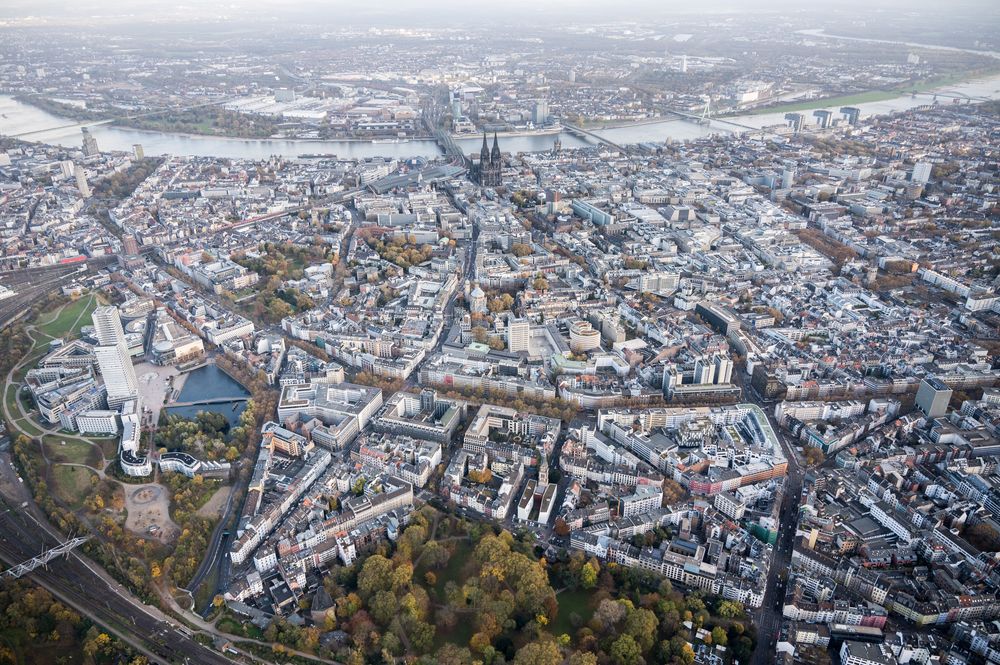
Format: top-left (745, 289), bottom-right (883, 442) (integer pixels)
top-left (0, 2), bottom-right (999, 665)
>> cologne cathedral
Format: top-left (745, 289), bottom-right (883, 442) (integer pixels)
top-left (475, 132), bottom-right (502, 187)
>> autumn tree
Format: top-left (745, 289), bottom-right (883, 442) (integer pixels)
top-left (609, 634), bottom-right (642, 665)
top-left (580, 560), bottom-right (599, 589)
top-left (358, 555), bottom-right (394, 598)
top-left (513, 639), bottom-right (562, 665)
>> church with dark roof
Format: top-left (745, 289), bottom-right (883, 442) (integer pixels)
top-left (475, 132), bottom-right (502, 187)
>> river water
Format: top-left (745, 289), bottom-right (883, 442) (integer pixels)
top-left (2, 72), bottom-right (1000, 159)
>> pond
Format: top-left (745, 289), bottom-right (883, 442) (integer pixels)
top-left (165, 364), bottom-right (250, 426)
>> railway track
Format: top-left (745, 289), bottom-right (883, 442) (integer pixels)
top-left (0, 497), bottom-right (237, 665)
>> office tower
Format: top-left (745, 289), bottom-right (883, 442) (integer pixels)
top-left (75, 164), bottom-right (90, 198)
top-left (568, 69), bottom-right (576, 83)
top-left (681, 55), bottom-right (688, 73)
top-left (813, 109), bottom-right (833, 129)
top-left (713, 354), bottom-right (733, 384)
top-left (92, 305), bottom-right (127, 347)
top-left (507, 317), bottom-right (530, 353)
top-left (912, 162), bottom-right (933, 184)
top-left (132, 144), bottom-right (144, 160)
top-left (420, 388), bottom-right (436, 414)
top-left (532, 99), bottom-right (549, 125)
top-left (92, 306), bottom-right (139, 408)
top-left (59, 160), bottom-right (74, 178)
top-left (916, 377), bottom-right (951, 418)
top-left (694, 357), bottom-right (716, 385)
top-left (784, 113), bottom-right (803, 133)
top-left (782, 168), bottom-right (796, 189)
top-left (81, 128), bottom-right (99, 157)
top-left (840, 106), bottom-right (860, 126)
top-left (95, 344), bottom-right (140, 408)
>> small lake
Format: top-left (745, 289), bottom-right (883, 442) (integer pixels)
top-left (166, 400), bottom-right (248, 426)
top-left (165, 364), bottom-right (250, 426)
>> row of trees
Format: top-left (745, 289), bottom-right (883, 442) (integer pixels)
top-left (427, 382), bottom-right (580, 423)
top-left (795, 228), bottom-right (858, 270)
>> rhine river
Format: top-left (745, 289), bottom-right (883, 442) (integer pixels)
top-left (1, 72), bottom-right (999, 160)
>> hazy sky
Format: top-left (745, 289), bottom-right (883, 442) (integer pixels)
top-left (0, 0), bottom-right (997, 39)
top-left (2, 0), bottom-right (998, 19)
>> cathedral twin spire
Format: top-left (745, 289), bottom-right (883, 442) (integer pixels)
top-left (476, 131), bottom-right (502, 186)
top-left (480, 131), bottom-right (501, 166)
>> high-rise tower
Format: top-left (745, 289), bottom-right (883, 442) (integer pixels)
top-left (91, 306), bottom-right (139, 408)
top-left (92, 305), bottom-right (127, 347)
top-left (74, 164), bottom-right (90, 198)
top-left (81, 128), bottom-right (99, 157)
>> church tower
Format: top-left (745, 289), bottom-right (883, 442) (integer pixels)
top-left (476, 131), bottom-right (502, 187)
top-left (491, 132), bottom-right (501, 164)
top-left (480, 132), bottom-right (490, 167)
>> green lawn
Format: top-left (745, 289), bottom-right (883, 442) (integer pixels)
top-left (4, 384), bottom-right (22, 423)
top-left (16, 389), bottom-right (34, 414)
top-left (11, 417), bottom-right (43, 437)
top-left (42, 436), bottom-right (102, 467)
top-left (36, 293), bottom-right (99, 340)
top-left (51, 464), bottom-right (97, 510)
top-left (96, 436), bottom-right (120, 460)
top-left (418, 539), bottom-right (474, 602)
top-left (549, 588), bottom-right (595, 637)
top-left (11, 347), bottom-right (48, 386)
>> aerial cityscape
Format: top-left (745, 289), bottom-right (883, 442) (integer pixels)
top-left (0, 0), bottom-right (999, 664)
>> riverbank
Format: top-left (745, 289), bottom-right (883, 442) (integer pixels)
top-left (733, 68), bottom-right (1000, 117)
top-left (13, 94), bottom-right (279, 140)
top-left (469, 126), bottom-right (563, 138)
top-left (575, 116), bottom-right (685, 130)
